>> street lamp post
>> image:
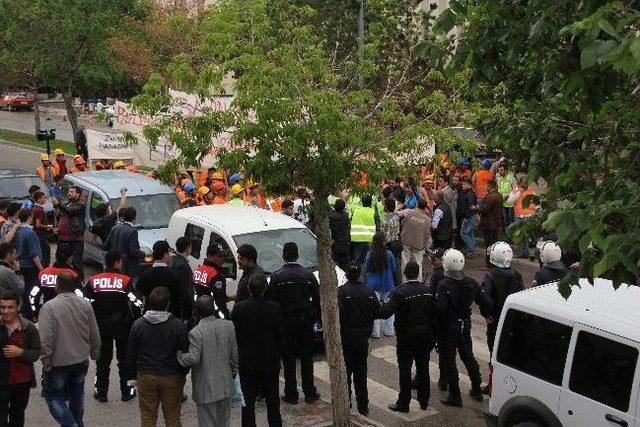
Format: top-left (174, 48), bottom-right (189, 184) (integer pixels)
top-left (36, 129), bottom-right (56, 155)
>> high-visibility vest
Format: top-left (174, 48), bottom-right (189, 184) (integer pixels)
top-left (474, 169), bottom-right (494, 199)
top-left (346, 195), bottom-right (362, 217)
top-left (514, 187), bottom-right (536, 217)
top-left (496, 172), bottom-right (516, 207)
top-left (350, 206), bottom-right (376, 243)
top-left (228, 198), bottom-right (245, 206)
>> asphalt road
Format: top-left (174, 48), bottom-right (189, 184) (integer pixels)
top-left (0, 141), bottom-right (540, 426)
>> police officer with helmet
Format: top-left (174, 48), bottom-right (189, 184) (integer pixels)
top-left (192, 242), bottom-right (229, 319)
top-left (480, 242), bottom-right (523, 394)
top-left (85, 250), bottom-right (143, 402)
top-left (337, 262), bottom-right (380, 416)
top-left (378, 261), bottom-right (436, 413)
top-left (532, 241), bottom-right (569, 287)
top-left (436, 249), bottom-right (492, 407)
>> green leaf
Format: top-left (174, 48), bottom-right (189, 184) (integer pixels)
top-left (433, 9), bottom-right (456, 34)
top-left (580, 40), bottom-right (599, 69)
top-left (597, 18), bottom-right (617, 37)
top-left (593, 251), bottom-right (619, 277)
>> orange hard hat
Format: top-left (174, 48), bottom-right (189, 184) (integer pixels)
top-left (73, 155), bottom-right (86, 165)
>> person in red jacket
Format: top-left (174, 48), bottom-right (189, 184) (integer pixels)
top-left (192, 243), bottom-right (229, 319)
top-left (30, 245), bottom-right (81, 320)
top-left (85, 250), bottom-right (142, 403)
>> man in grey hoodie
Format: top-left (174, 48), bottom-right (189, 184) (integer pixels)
top-left (128, 286), bottom-right (188, 427)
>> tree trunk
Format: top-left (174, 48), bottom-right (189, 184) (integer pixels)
top-left (314, 197), bottom-right (350, 426)
top-left (63, 92), bottom-right (78, 136)
top-left (33, 92), bottom-right (41, 133)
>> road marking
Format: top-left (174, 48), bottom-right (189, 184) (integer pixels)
top-left (313, 361), bottom-right (439, 422)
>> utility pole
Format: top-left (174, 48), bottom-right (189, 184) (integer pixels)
top-left (358, 0), bottom-right (365, 88)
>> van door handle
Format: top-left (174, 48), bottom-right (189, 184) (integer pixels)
top-left (605, 414), bottom-right (628, 427)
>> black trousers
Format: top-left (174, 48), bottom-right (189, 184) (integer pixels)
top-left (240, 368), bottom-right (281, 427)
top-left (397, 334), bottom-right (433, 407)
top-left (342, 337), bottom-right (369, 411)
top-left (282, 328), bottom-right (316, 398)
top-left (0, 382), bottom-right (31, 427)
top-left (433, 237), bottom-right (453, 250)
top-left (486, 322), bottom-right (498, 355)
top-left (440, 321), bottom-right (482, 398)
top-left (95, 320), bottom-right (132, 395)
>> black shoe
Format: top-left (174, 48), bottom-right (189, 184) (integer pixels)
top-left (440, 396), bottom-right (463, 407)
top-left (121, 389), bottom-right (137, 402)
top-left (305, 392), bottom-right (321, 403)
top-left (438, 378), bottom-right (448, 391)
top-left (469, 388), bottom-right (484, 401)
top-left (419, 402), bottom-right (429, 410)
top-left (357, 407), bottom-right (369, 416)
top-left (282, 395), bottom-right (298, 404)
top-left (388, 403), bottom-right (410, 413)
top-left (93, 391), bottom-right (107, 403)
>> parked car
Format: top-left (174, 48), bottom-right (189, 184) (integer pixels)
top-left (486, 278), bottom-right (639, 427)
top-left (0, 92), bottom-right (35, 111)
top-left (62, 170), bottom-right (181, 269)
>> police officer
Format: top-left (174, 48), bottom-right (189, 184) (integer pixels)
top-left (532, 241), bottom-right (568, 287)
top-left (378, 261), bottom-right (436, 413)
top-left (85, 250), bottom-right (143, 402)
top-left (337, 262), bottom-right (380, 416)
top-left (428, 247), bottom-right (448, 392)
top-left (267, 242), bottom-right (321, 404)
top-left (436, 249), bottom-right (492, 407)
top-left (480, 242), bottom-right (523, 394)
top-left (192, 242), bottom-right (229, 319)
top-left (30, 245), bottom-right (82, 319)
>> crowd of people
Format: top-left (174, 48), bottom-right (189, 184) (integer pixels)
top-left (0, 148), bottom-right (579, 427)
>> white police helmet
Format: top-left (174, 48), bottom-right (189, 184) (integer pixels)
top-left (539, 241), bottom-right (562, 265)
top-left (443, 249), bottom-right (465, 280)
top-left (489, 241), bottom-right (513, 268)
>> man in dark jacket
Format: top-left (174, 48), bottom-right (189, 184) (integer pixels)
top-left (127, 287), bottom-right (188, 427)
top-left (31, 245), bottom-right (82, 319)
top-left (192, 243), bottom-right (229, 319)
top-left (104, 207), bottom-right (141, 279)
top-left (169, 237), bottom-right (195, 325)
top-left (329, 199), bottom-right (351, 270)
top-left (378, 261), bottom-right (436, 413)
top-left (267, 242), bottom-right (321, 404)
top-left (232, 274), bottom-right (284, 427)
top-left (436, 249), bottom-right (492, 407)
top-left (74, 124), bottom-right (88, 161)
top-left (85, 250), bottom-right (143, 402)
top-left (337, 263), bottom-right (379, 416)
top-left (431, 191), bottom-right (453, 250)
top-left (0, 291), bottom-right (41, 427)
top-left (89, 188), bottom-right (127, 244)
top-left (478, 180), bottom-right (503, 265)
top-left (456, 179), bottom-right (478, 255)
top-left (234, 244), bottom-right (264, 303)
top-left (52, 186), bottom-right (86, 277)
top-left (136, 241), bottom-right (190, 320)
top-left (427, 248), bottom-right (448, 391)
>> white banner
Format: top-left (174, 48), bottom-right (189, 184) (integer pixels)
top-left (87, 129), bottom-right (133, 161)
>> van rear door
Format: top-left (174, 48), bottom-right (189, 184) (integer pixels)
top-left (558, 325), bottom-right (639, 427)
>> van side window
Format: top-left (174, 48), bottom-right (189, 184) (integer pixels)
top-left (497, 309), bottom-right (572, 386)
top-left (185, 224), bottom-right (205, 259)
top-left (210, 233), bottom-right (237, 279)
top-left (569, 331), bottom-right (638, 412)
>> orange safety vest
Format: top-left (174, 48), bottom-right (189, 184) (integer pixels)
top-left (269, 198), bottom-right (283, 212)
top-left (213, 195), bottom-right (227, 205)
top-left (198, 170), bottom-right (208, 187)
top-left (514, 187), bottom-right (536, 217)
top-left (175, 188), bottom-right (187, 203)
top-left (474, 169), bottom-right (494, 199)
top-left (243, 193), bottom-right (268, 209)
top-left (36, 164), bottom-right (59, 181)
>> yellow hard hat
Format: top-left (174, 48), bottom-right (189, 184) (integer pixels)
top-left (198, 186), bottom-right (210, 196)
top-left (40, 153), bottom-right (50, 161)
top-left (211, 171), bottom-right (224, 181)
top-left (244, 179), bottom-right (255, 190)
top-left (231, 184), bottom-right (244, 196)
top-left (113, 161), bottom-right (125, 169)
top-left (53, 148), bottom-right (65, 156)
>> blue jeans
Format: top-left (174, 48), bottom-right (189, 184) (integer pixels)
top-left (43, 361), bottom-right (88, 427)
top-left (460, 215), bottom-right (477, 254)
top-left (502, 207), bottom-right (515, 233)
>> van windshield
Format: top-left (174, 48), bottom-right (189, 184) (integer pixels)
top-left (110, 194), bottom-right (181, 229)
top-left (233, 228), bottom-right (318, 274)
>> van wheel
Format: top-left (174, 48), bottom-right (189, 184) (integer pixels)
top-left (504, 410), bottom-right (546, 427)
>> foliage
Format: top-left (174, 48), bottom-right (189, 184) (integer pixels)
top-left (436, 0), bottom-right (640, 295)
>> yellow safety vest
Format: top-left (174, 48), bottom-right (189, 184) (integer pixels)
top-left (350, 206), bottom-right (376, 243)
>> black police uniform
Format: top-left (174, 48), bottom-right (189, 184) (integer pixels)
top-left (192, 259), bottom-right (229, 319)
top-left (429, 266), bottom-right (448, 389)
top-left (267, 262), bottom-right (321, 402)
top-left (532, 261), bottom-right (568, 287)
top-left (337, 279), bottom-right (380, 414)
top-left (85, 269), bottom-right (143, 399)
top-left (378, 279), bottom-right (436, 410)
top-left (481, 266), bottom-right (523, 354)
top-left (436, 273), bottom-right (492, 403)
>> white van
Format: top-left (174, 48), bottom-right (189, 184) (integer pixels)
top-left (166, 205), bottom-right (346, 299)
top-left (487, 278), bottom-right (640, 427)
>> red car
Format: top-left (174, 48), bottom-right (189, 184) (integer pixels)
top-left (0, 92), bottom-right (35, 111)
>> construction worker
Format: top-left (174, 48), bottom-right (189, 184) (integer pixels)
top-left (113, 160), bottom-right (126, 170)
top-left (472, 159), bottom-right (494, 210)
top-left (36, 153), bottom-right (58, 188)
top-left (212, 181), bottom-right (228, 204)
top-left (53, 148), bottom-right (68, 177)
top-left (229, 184), bottom-right (246, 206)
top-left (350, 194), bottom-right (377, 267)
top-left (70, 155), bottom-right (88, 173)
top-left (197, 186), bottom-right (210, 205)
top-left (94, 159), bottom-right (113, 170)
top-left (126, 164), bottom-right (138, 173)
top-left (182, 182), bottom-right (198, 207)
top-left (243, 181), bottom-right (269, 209)
top-left (85, 250), bottom-right (143, 402)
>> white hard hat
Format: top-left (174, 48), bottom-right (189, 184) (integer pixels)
top-left (539, 241), bottom-right (562, 264)
top-left (443, 249), bottom-right (465, 280)
top-left (489, 241), bottom-right (513, 268)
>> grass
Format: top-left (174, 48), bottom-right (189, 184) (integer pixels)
top-left (0, 128), bottom-right (75, 154)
